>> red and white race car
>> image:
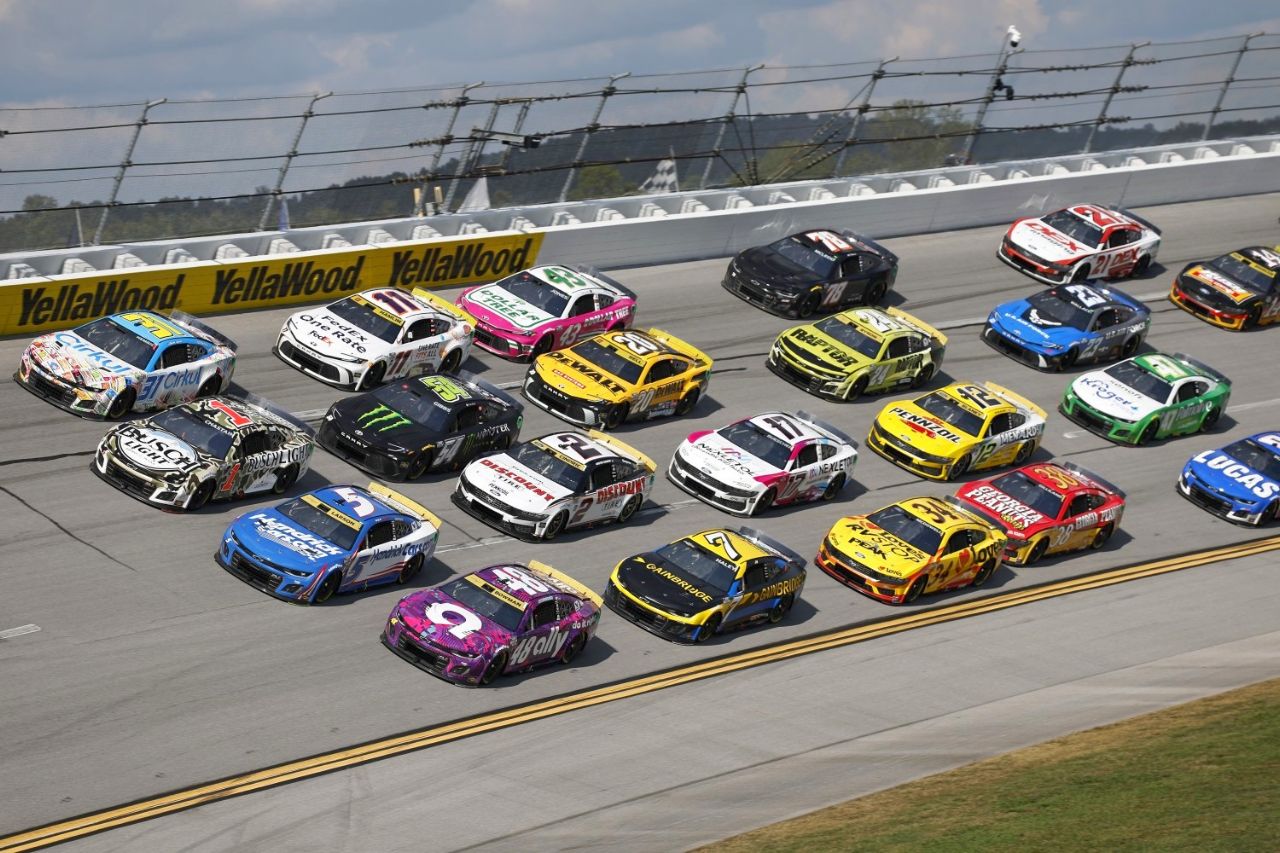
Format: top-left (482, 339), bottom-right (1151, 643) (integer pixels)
top-left (998, 204), bottom-right (1161, 285)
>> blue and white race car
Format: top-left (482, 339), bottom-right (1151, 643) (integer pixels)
top-left (217, 482), bottom-right (442, 603)
top-left (1178, 431), bottom-right (1280, 526)
top-left (982, 282), bottom-right (1150, 371)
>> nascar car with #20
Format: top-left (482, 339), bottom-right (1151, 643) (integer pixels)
top-left (217, 483), bottom-right (441, 603)
top-left (983, 282), bottom-right (1150, 371)
top-left (767, 306), bottom-right (947, 400)
top-left (1178, 431), bottom-right (1280, 526)
top-left (16, 310), bottom-right (236, 419)
top-left (383, 561), bottom-right (601, 686)
top-left (1168, 245), bottom-right (1280, 330)
top-left (998, 203), bottom-right (1160, 285)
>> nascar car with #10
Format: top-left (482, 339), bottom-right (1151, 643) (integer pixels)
top-left (982, 282), bottom-right (1150, 371)
top-left (1178, 431), bottom-right (1280, 526)
top-left (997, 203), bottom-right (1161, 285)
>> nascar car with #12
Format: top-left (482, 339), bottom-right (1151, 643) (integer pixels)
top-left (983, 282), bottom-right (1150, 371)
top-left (998, 203), bottom-right (1160, 285)
top-left (1168, 244), bottom-right (1280, 330)
top-left (1178, 431), bottom-right (1280, 526)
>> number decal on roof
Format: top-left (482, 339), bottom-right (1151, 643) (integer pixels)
top-left (953, 384), bottom-right (1001, 410)
top-left (613, 331), bottom-right (659, 356)
top-left (805, 230), bottom-right (854, 253)
top-left (370, 289), bottom-right (421, 316)
top-left (334, 486), bottom-right (377, 517)
top-left (698, 530), bottom-right (741, 562)
top-left (424, 602), bottom-right (483, 639)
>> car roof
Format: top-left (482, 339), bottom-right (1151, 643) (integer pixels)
top-left (936, 382), bottom-right (1015, 416)
top-left (309, 485), bottom-right (396, 523)
top-left (741, 412), bottom-right (825, 445)
top-left (680, 528), bottom-right (772, 564)
top-left (833, 307), bottom-right (921, 340)
top-left (523, 264), bottom-right (609, 296)
top-left (787, 229), bottom-right (867, 255)
top-left (586, 329), bottom-right (678, 363)
top-left (531, 431), bottom-right (621, 468)
top-left (347, 288), bottom-right (439, 324)
top-left (1132, 353), bottom-right (1198, 382)
top-left (108, 311), bottom-right (200, 346)
top-left (896, 496), bottom-right (978, 531)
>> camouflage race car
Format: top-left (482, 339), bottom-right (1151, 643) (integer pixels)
top-left (1168, 245), bottom-right (1280, 330)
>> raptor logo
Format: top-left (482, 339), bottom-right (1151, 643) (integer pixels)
top-left (357, 404), bottom-right (410, 432)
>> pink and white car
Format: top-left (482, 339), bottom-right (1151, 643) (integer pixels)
top-left (998, 203), bottom-right (1161, 285)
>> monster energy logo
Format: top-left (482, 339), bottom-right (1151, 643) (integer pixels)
top-left (357, 404), bottom-right (410, 432)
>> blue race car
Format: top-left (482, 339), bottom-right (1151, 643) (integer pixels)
top-left (1178, 431), bottom-right (1280, 527)
top-left (217, 482), bottom-right (442, 603)
top-left (982, 282), bottom-right (1150, 371)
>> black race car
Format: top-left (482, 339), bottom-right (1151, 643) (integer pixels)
top-left (1168, 245), bottom-right (1280, 330)
top-left (317, 371), bottom-right (523, 480)
top-left (722, 228), bottom-right (899, 318)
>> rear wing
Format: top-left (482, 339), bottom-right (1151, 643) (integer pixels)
top-left (885, 306), bottom-right (948, 347)
top-left (411, 286), bottom-right (480, 327)
top-left (169, 310), bottom-right (238, 352)
top-left (1117, 207), bottom-right (1163, 236)
top-left (453, 369), bottom-right (522, 410)
top-left (528, 560), bottom-right (603, 608)
top-left (368, 482), bottom-right (443, 531)
top-left (644, 327), bottom-right (712, 367)
top-left (1173, 352), bottom-right (1231, 387)
top-left (567, 263), bottom-right (637, 302)
top-left (587, 429), bottom-right (656, 473)
top-left (234, 392), bottom-right (316, 438)
top-left (734, 526), bottom-right (807, 570)
top-left (1062, 462), bottom-right (1127, 499)
top-left (794, 410), bottom-right (857, 448)
top-left (943, 495), bottom-right (1004, 528)
top-left (846, 230), bottom-right (899, 264)
top-left (983, 381), bottom-right (1047, 420)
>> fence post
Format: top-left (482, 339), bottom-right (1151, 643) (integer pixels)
top-left (445, 101), bottom-right (501, 210)
top-left (832, 58), bottom-right (892, 178)
top-left (258, 91), bottom-right (331, 232)
top-left (422, 82), bottom-right (484, 213)
top-left (1084, 42), bottom-right (1146, 154)
top-left (499, 99), bottom-right (533, 173)
top-left (1203, 33), bottom-right (1259, 140)
top-left (700, 64), bottom-right (762, 189)
top-left (92, 98), bottom-right (165, 245)
top-left (960, 29), bottom-right (1022, 164)
top-left (559, 72), bottom-right (630, 202)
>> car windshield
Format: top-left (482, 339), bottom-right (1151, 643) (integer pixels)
top-left (511, 441), bottom-right (587, 491)
top-left (770, 237), bottom-right (838, 279)
top-left (276, 498), bottom-right (360, 552)
top-left (1042, 209), bottom-right (1103, 248)
top-left (719, 421), bottom-right (792, 469)
top-left (75, 317), bottom-right (156, 369)
top-left (327, 297), bottom-right (401, 344)
top-left (866, 505), bottom-right (942, 555)
top-left (1105, 360), bottom-right (1173, 403)
top-left (570, 339), bottom-right (644, 385)
top-left (149, 407), bottom-right (235, 457)
top-left (437, 578), bottom-right (525, 631)
top-left (1028, 288), bottom-right (1092, 328)
top-left (492, 270), bottom-right (570, 317)
top-left (813, 316), bottom-right (883, 358)
top-left (1224, 438), bottom-right (1280, 481)
top-left (917, 392), bottom-right (986, 436)
top-left (1211, 254), bottom-right (1274, 294)
top-left (654, 539), bottom-right (738, 596)
top-left (371, 382), bottom-right (457, 432)
top-left (988, 470), bottom-right (1066, 517)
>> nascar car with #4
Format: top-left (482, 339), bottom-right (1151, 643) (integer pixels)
top-left (1178, 431), bottom-right (1280, 526)
top-left (668, 411), bottom-right (857, 516)
top-left (217, 483), bottom-right (441, 604)
top-left (983, 282), bottom-right (1151, 371)
top-left (16, 309), bottom-right (236, 419)
top-left (1060, 351), bottom-right (1230, 445)
top-left (94, 395), bottom-right (315, 511)
top-left (1168, 244), bottom-right (1280, 330)
top-left (604, 527), bottom-right (807, 644)
top-left (523, 327), bottom-right (712, 429)
top-left (998, 203), bottom-right (1161, 285)
top-left (275, 287), bottom-right (472, 389)
top-left (767, 306), bottom-right (947, 400)
top-left (383, 561), bottom-right (601, 686)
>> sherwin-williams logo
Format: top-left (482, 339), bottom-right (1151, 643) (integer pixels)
top-left (357, 404), bottom-right (410, 432)
top-left (212, 257), bottom-right (364, 306)
top-left (20, 277), bottom-right (184, 327)
top-left (387, 236), bottom-right (539, 287)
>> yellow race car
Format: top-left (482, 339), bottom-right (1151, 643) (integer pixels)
top-left (867, 381), bottom-right (1047, 481)
top-left (522, 327), bottom-right (712, 429)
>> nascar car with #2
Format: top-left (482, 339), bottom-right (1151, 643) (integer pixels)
top-left (998, 203), bottom-right (1160, 285)
top-left (668, 410), bottom-right (857, 516)
top-left (983, 282), bottom-right (1150, 371)
top-left (275, 287), bottom-right (472, 389)
top-left (1178, 431), bottom-right (1280, 526)
top-left (1168, 244), bottom-right (1280, 330)
top-left (767, 306), bottom-right (947, 400)
top-left (456, 264), bottom-right (637, 359)
top-left (604, 527), bottom-right (807, 644)
top-left (16, 310), bottom-right (236, 419)
top-left (318, 371), bottom-right (523, 480)
top-left (217, 483), bottom-right (441, 603)
top-left (93, 395), bottom-right (315, 511)
top-left (383, 561), bottom-right (601, 686)
top-left (1060, 352), bottom-right (1231, 445)
top-left (722, 228), bottom-right (899, 318)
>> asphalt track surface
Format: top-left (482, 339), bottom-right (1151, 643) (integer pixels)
top-left (2, 193), bottom-right (1279, 849)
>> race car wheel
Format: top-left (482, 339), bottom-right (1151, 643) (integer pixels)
top-left (559, 633), bottom-right (585, 665)
top-left (1268, 499), bottom-right (1280, 522)
top-left (271, 464), bottom-right (299, 495)
top-left (441, 349), bottom-right (462, 374)
top-left (1025, 537), bottom-right (1049, 566)
top-left (186, 479), bottom-right (216, 511)
top-left (360, 362), bottom-right (386, 390)
top-left (1070, 264), bottom-right (1091, 283)
top-left (972, 558), bottom-right (997, 587)
top-left (910, 364), bottom-right (935, 390)
top-left (617, 494), bottom-right (642, 525)
top-left (675, 388), bottom-right (700, 416)
top-left (904, 574), bottom-right (928, 604)
top-left (767, 594), bottom-right (794, 624)
top-left (797, 292), bottom-right (821, 318)
top-left (752, 488), bottom-right (777, 516)
top-left (1246, 305), bottom-right (1262, 328)
top-left (1136, 422), bottom-right (1159, 446)
top-left (844, 375), bottom-right (869, 401)
top-left (1091, 523), bottom-right (1115, 550)
top-left (106, 388), bottom-right (136, 420)
top-left (314, 572), bottom-right (341, 603)
top-left (1200, 407), bottom-right (1221, 432)
top-left (603, 404), bottom-right (628, 430)
top-left (695, 613), bottom-right (722, 643)
top-left (480, 651), bottom-right (508, 685)
top-left (531, 336), bottom-right (553, 358)
top-left (863, 279), bottom-right (887, 306)
top-left (407, 450), bottom-right (434, 480)
top-left (397, 553), bottom-right (424, 585)
top-left (1132, 255), bottom-right (1151, 277)
top-left (821, 474), bottom-right (845, 502)
top-left (1014, 441), bottom-right (1035, 465)
top-left (1120, 336), bottom-right (1140, 358)
top-left (543, 510), bottom-right (569, 541)
top-left (1059, 347), bottom-right (1079, 370)
top-left (948, 453), bottom-right (973, 481)
top-left (197, 376), bottom-right (222, 398)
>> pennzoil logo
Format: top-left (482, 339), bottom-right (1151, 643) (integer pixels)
top-left (20, 277), bottom-right (185, 327)
top-left (357, 404), bottom-right (411, 432)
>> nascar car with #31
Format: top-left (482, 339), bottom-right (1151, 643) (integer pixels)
top-left (767, 306), bottom-right (947, 400)
top-left (983, 282), bottom-right (1150, 371)
top-left (275, 287), bottom-right (472, 389)
top-left (523, 327), bottom-right (712, 429)
top-left (217, 483), bottom-right (441, 604)
top-left (998, 203), bottom-right (1161, 285)
top-left (453, 430), bottom-right (655, 540)
top-left (456, 264), bottom-right (637, 360)
top-left (817, 495), bottom-right (1006, 605)
top-left (93, 395), bottom-right (315, 511)
top-left (953, 461), bottom-right (1125, 566)
top-left (722, 228), bottom-right (899, 318)
top-left (668, 411), bottom-right (857, 516)
top-left (1168, 245), bottom-right (1280, 330)
top-left (15, 309), bottom-right (236, 419)
top-left (382, 561), bottom-right (601, 686)
top-left (318, 371), bottom-right (522, 480)
top-left (1178, 431), bottom-right (1280, 526)
top-left (867, 381), bottom-right (1047, 481)
top-left (1060, 351), bottom-right (1231, 445)
top-left (604, 527), bottom-right (807, 644)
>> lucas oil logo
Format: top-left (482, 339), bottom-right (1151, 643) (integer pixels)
top-left (357, 404), bottom-right (410, 432)
top-left (1193, 450), bottom-right (1280, 500)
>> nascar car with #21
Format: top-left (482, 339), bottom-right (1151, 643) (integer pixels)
top-left (983, 282), bottom-right (1150, 371)
top-left (1178, 431), bottom-right (1280, 526)
top-left (998, 203), bottom-right (1160, 284)
top-left (1168, 244), bottom-right (1280, 330)
top-left (16, 309), bottom-right (236, 419)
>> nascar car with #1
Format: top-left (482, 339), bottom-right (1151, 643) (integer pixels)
top-left (983, 282), bottom-right (1151, 371)
top-left (1168, 244), bottom-right (1280, 330)
top-left (998, 203), bottom-right (1160, 285)
top-left (1178, 431), bottom-right (1280, 526)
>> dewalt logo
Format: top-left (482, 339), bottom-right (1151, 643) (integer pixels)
top-left (357, 404), bottom-right (411, 432)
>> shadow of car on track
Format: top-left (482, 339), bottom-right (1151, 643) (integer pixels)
top-left (476, 635), bottom-right (622, 689)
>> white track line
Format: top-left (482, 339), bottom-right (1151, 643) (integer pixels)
top-left (0, 624), bottom-right (41, 640)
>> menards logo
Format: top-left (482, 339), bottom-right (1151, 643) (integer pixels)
top-left (357, 404), bottom-right (411, 432)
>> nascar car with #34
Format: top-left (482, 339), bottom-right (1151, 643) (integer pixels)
top-left (217, 483), bottom-right (441, 604)
top-left (1178, 431), bottom-right (1280, 526)
top-left (318, 371), bottom-right (522, 480)
top-left (767, 306), bottom-right (947, 400)
top-left (668, 411), bottom-right (857, 516)
top-left (383, 561), bottom-right (601, 686)
top-left (604, 527), bottom-right (807, 644)
top-left (983, 282), bottom-right (1151, 371)
top-left (453, 430), bottom-right (655, 540)
top-left (998, 203), bottom-right (1161, 285)
top-left (1168, 244), bottom-right (1280, 330)
top-left (16, 309), bottom-right (236, 419)
top-left (93, 395), bottom-right (315, 511)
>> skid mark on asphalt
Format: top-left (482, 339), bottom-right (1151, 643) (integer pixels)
top-left (0, 485), bottom-right (137, 573)
top-left (0, 450), bottom-right (95, 468)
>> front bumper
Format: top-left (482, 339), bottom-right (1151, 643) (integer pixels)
top-left (1057, 396), bottom-right (1142, 444)
top-left (14, 359), bottom-right (114, 418)
top-left (91, 447), bottom-right (190, 509)
top-left (1168, 283), bottom-right (1249, 330)
top-left (521, 371), bottom-right (609, 428)
top-left (215, 536), bottom-right (321, 603)
top-left (274, 335), bottom-right (359, 389)
top-left (1177, 470), bottom-right (1271, 526)
top-left (981, 323), bottom-right (1060, 370)
top-left (721, 271), bottom-right (799, 317)
top-left (666, 453), bottom-right (759, 515)
top-left (381, 617), bottom-right (487, 685)
top-left (865, 423), bottom-right (952, 480)
top-left (316, 420), bottom-right (406, 480)
top-left (450, 478), bottom-right (547, 540)
top-left (814, 544), bottom-right (911, 604)
top-left (997, 240), bottom-right (1072, 284)
top-left (470, 321), bottom-right (536, 360)
top-left (764, 346), bottom-right (850, 399)
top-left (603, 580), bottom-right (707, 643)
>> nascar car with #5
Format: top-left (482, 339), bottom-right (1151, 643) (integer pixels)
top-left (1178, 431), bottom-right (1280, 526)
top-left (998, 203), bottom-right (1160, 285)
top-left (983, 282), bottom-right (1150, 371)
top-left (1168, 244), bottom-right (1280, 330)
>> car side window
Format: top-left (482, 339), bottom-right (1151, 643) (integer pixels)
top-left (568, 294), bottom-right (595, 318)
top-left (403, 318), bottom-right (443, 342)
top-left (613, 460), bottom-right (639, 481)
top-left (531, 598), bottom-right (560, 629)
top-left (743, 562), bottom-right (769, 589)
top-left (646, 359), bottom-right (675, 383)
top-left (794, 444), bottom-right (820, 468)
top-left (240, 430), bottom-right (267, 457)
top-left (589, 462), bottom-right (617, 491)
top-left (966, 529), bottom-right (988, 547)
top-left (160, 343), bottom-right (194, 368)
top-left (1066, 494), bottom-right (1093, 516)
top-left (455, 404), bottom-right (482, 429)
top-left (989, 413), bottom-right (1012, 435)
top-left (1107, 229), bottom-right (1135, 247)
top-left (391, 519), bottom-right (414, 540)
top-left (840, 256), bottom-right (862, 277)
top-left (886, 337), bottom-right (910, 358)
top-left (364, 520), bottom-right (395, 549)
top-left (816, 443), bottom-right (837, 460)
top-left (594, 293), bottom-right (616, 311)
top-left (1177, 381), bottom-right (1206, 403)
top-left (1092, 309), bottom-right (1119, 330)
top-left (943, 534), bottom-right (969, 554)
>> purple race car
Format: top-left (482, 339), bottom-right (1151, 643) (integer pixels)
top-left (382, 561), bottom-right (601, 686)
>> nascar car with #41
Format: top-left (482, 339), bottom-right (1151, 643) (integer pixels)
top-left (998, 203), bottom-right (1160, 285)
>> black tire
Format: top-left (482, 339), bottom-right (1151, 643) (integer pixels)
top-left (397, 552), bottom-right (424, 585)
top-left (675, 387), bottom-right (700, 417)
top-left (617, 494), bottom-right (642, 525)
top-left (559, 633), bottom-right (585, 665)
top-left (1132, 254), bottom-right (1151, 277)
top-left (1014, 440), bottom-right (1035, 465)
top-left (1245, 305), bottom-right (1262, 329)
top-left (695, 613), bottom-right (722, 643)
top-left (406, 449), bottom-right (434, 480)
top-left (543, 510), bottom-right (569, 541)
top-left (1200, 407), bottom-right (1221, 433)
top-left (1136, 421), bottom-right (1159, 446)
top-left (972, 558), bottom-right (997, 587)
top-left (910, 363), bottom-right (935, 390)
top-left (752, 487), bottom-right (776, 517)
top-left (106, 388), bottom-right (136, 420)
top-left (1024, 537), bottom-right (1049, 566)
top-left (797, 292), bottom-right (821, 318)
top-left (608, 321), bottom-right (626, 333)
top-left (821, 473), bottom-right (845, 502)
top-left (271, 464), bottom-right (299, 495)
top-left (844, 374), bottom-right (870, 401)
top-left (1070, 264), bottom-right (1091, 283)
top-left (186, 479), bottom-right (215, 511)
top-left (531, 336), bottom-right (553, 358)
top-left (1120, 336), bottom-right (1140, 358)
top-left (313, 572), bottom-right (341, 604)
top-left (360, 362), bottom-right (386, 390)
top-left (904, 574), bottom-right (928, 604)
top-left (1267, 499), bottom-right (1280, 523)
top-left (863, 279), bottom-right (888, 306)
top-left (440, 348), bottom-right (462, 374)
top-left (948, 453), bottom-right (973, 481)
top-left (480, 651), bottom-right (508, 685)
top-left (603, 404), bottom-right (628, 430)
top-left (767, 594), bottom-right (794, 624)
top-left (1091, 523), bottom-right (1114, 551)
top-left (197, 376), bottom-right (222, 398)
top-left (1058, 347), bottom-right (1079, 370)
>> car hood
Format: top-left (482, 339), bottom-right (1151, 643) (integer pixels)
top-left (534, 350), bottom-right (630, 402)
top-left (25, 331), bottom-right (137, 390)
top-left (827, 518), bottom-right (930, 580)
top-left (465, 453), bottom-right (573, 512)
top-left (1185, 449), bottom-right (1280, 503)
top-left (326, 397), bottom-right (438, 448)
top-left (876, 401), bottom-right (977, 458)
top-left (285, 308), bottom-right (383, 361)
top-left (954, 482), bottom-right (1055, 536)
top-left (615, 554), bottom-right (720, 616)
top-left (105, 423), bottom-right (210, 475)
top-left (684, 433), bottom-right (778, 486)
top-left (991, 300), bottom-right (1085, 348)
top-left (1070, 371), bottom-right (1164, 421)
top-left (736, 246), bottom-right (817, 292)
top-left (460, 284), bottom-right (554, 333)
top-left (394, 588), bottom-right (512, 656)
top-left (776, 324), bottom-right (870, 373)
top-left (1008, 219), bottom-right (1092, 263)
top-left (230, 508), bottom-right (347, 568)
top-left (1178, 264), bottom-right (1259, 307)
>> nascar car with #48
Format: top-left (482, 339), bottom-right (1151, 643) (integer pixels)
top-left (998, 203), bottom-right (1160, 285)
top-left (983, 282), bottom-right (1150, 371)
top-left (1178, 431), bottom-right (1280, 526)
top-left (1168, 244), bottom-right (1280, 330)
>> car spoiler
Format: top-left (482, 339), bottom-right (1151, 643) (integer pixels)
top-left (1062, 462), bottom-right (1127, 499)
top-left (1117, 207), bottom-right (1162, 236)
top-left (733, 526), bottom-right (807, 570)
top-left (452, 369), bottom-right (522, 410)
top-left (411, 286), bottom-right (480, 327)
top-left (528, 560), bottom-right (603, 608)
top-left (368, 482), bottom-right (443, 530)
top-left (564, 263), bottom-right (637, 302)
top-left (794, 410), bottom-right (857, 448)
top-left (233, 392), bottom-right (317, 438)
top-left (983, 381), bottom-right (1048, 419)
top-left (644, 327), bottom-right (712, 367)
top-left (586, 429), bottom-right (656, 473)
top-left (1172, 352), bottom-right (1232, 387)
top-left (169, 310), bottom-right (238, 352)
top-left (845, 230), bottom-right (899, 264)
top-left (885, 306), bottom-right (949, 347)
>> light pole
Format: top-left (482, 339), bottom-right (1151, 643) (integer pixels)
top-left (960, 25), bottom-right (1023, 164)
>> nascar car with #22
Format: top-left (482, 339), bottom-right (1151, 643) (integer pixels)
top-left (604, 527), bottom-right (807, 644)
top-left (383, 561), bottom-right (601, 686)
top-left (767, 306), bottom-right (947, 400)
top-left (1178, 431), bottom-right (1280, 526)
top-left (217, 483), bottom-right (441, 603)
top-left (998, 203), bottom-right (1160, 285)
top-left (668, 411), bottom-right (857, 516)
top-left (1060, 352), bottom-right (1231, 445)
top-left (983, 282), bottom-right (1151, 371)
top-left (93, 395), bottom-right (315, 511)
top-left (1168, 244), bottom-right (1280, 330)
top-left (16, 309), bottom-right (236, 419)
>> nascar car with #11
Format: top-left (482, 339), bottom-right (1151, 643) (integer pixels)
top-left (983, 282), bottom-right (1150, 371)
top-left (1168, 244), bottom-right (1280, 330)
top-left (1178, 431), bottom-right (1280, 526)
top-left (997, 203), bottom-right (1160, 285)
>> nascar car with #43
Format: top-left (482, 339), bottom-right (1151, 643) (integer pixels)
top-left (998, 203), bottom-right (1160, 284)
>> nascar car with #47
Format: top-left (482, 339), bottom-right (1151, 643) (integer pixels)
top-left (1168, 244), bottom-right (1280, 330)
top-left (983, 282), bottom-right (1150, 371)
top-left (998, 203), bottom-right (1160, 285)
top-left (1178, 431), bottom-right (1280, 526)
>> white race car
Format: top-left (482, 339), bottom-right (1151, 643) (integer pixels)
top-left (667, 411), bottom-right (858, 516)
top-left (998, 203), bottom-right (1161, 285)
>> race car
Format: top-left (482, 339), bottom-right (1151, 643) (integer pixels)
top-left (15, 310), bottom-right (236, 419)
top-left (1168, 245), bottom-right (1280, 330)
top-left (93, 395), bottom-right (315, 511)
top-left (456, 264), bottom-right (638, 360)
top-left (722, 228), bottom-right (899, 318)
top-left (452, 430), bottom-right (656, 540)
top-left (867, 381), bottom-right (1047, 481)
top-left (767, 306), bottom-right (947, 400)
top-left (604, 527), bottom-right (807, 643)
top-left (667, 410), bottom-right (857, 516)
top-left (816, 495), bottom-right (1006, 604)
top-left (522, 327), bottom-right (712, 429)
top-left (998, 203), bottom-right (1161, 285)
top-left (275, 287), bottom-right (473, 389)
top-left (217, 482), bottom-right (441, 604)
top-left (1178, 431), bottom-right (1280, 526)
top-left (317, 371), bottom-right (523, 480)
top-left (982, 282), bottom-right (1151, 371)
top-left (382, 561), bottom-right (601, 686)
top-left (1060, 352), bottom-right (1231, 445)
top-left (953, 461), bottom-right (1125, 565)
